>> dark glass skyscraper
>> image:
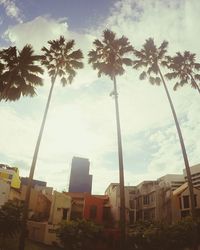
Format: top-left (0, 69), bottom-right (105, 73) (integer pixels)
top-left (68, 157), bottom-right (92, 193)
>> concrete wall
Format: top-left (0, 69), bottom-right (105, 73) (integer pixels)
top-left (27, 221), bottom-right (46, 243)
top-left (49, 191), bottom-right (71, 225)
top-left (0, 181), bottom-right (10, 207)
top-left (83, 194), bottom-right (105, 223)
top-left (105, 184), bottom-right (120, 224)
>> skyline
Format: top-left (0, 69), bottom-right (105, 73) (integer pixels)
top-left (0, 0), bottom-right (199, 194)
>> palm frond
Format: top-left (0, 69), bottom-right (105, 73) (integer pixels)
top-left (165, 72), bottom-right (178, 80)
top-left (88, 29), bottom-right (133, 78)
top-left (139, 71), bottom-right (147, 80)
top-left (103, 29), bottom-right (116, 44)
top-left (68, 50), bottom-right (84, 60)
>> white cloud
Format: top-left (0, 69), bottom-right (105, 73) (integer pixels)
top-left (0, 0), bottom-right (22, 23)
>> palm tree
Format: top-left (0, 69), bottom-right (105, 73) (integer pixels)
top-left (133, 38), bottom-right (195, 218)
top-left (88, 29), bottom-right (134, 247)
top-left (19, 36), bottom-right (84, 250)
top-left (165, 51), bottom-right (200, 94)
top-left (0, 45), bottom-right (44, 101)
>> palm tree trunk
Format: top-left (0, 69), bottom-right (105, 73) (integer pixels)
top-left (18, 74), bottom-right (57, 250)
top-left (113, 75), bottom-right (126, 248)
top-left (157, 66), bottom-right (196, 219)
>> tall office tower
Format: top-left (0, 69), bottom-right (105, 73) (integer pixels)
top-left (183, 163), bottom-right (200, 188)
top-left (68, 157), bottom-right (92, 193)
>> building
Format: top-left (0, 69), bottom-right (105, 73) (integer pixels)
top-left (68, 157), bottom-right (92, 193)
top-left (135, 180), bottom-right (172, 222)
top-left (27, 191), bottom-right (71, 246)
top-left (105, 183), bottom-right (137, 226)
top-left (183, 163), bottom-right (200, 188)
top-left (172, 182), bottom-right (200, 222)
top-left (64, 192), bottom-right (86, 220)
top-left (21, 177), bottom-right (47, 189)
top-left (158, 174), bottom-right (185, 191)
top-left (20, 177), bottom-right (53, 220)
top-left (0, 181), bottom-right (10, 207)
top-left (83, 194), bottom-right (111, 225)
top-left (0, 164), bottom-right (21, 189)
top-left (49, 191), bottom-right (71, 224)
top-left (0, 164), bottom-right (22, 207)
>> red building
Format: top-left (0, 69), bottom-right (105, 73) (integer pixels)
top-left (83, 194), bottom-right (108, 224)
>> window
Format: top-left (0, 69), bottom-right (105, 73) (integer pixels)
top-left (129, 211), bottom-right (135, 224)
top-left (62, 208), bottom-right (68, 220)
top-left (150, 193), bottom-right (155, 203)
top-left (103, 207), bottom-right (112, 221)
top-left (183, 195), bottom-right (189, 209)
top-left (129, 199), bottom-right (135, 209)
top-left (89, 205), bottom-right (97, 219)
top-left (143, 195), bottom-right (149, 205)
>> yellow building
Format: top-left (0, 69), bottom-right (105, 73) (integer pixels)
top-left (0, 164), bottom-right (21, 189)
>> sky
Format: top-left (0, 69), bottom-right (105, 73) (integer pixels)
top-left (0, 0), bottom-right (199, 194)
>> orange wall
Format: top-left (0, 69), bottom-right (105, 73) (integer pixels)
top-left (83, 195), bottom-right (105, 224)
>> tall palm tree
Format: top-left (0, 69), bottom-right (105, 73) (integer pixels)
top-left (19, 36), bottom-right (84, 250)
top-left (0, 45), bottom-right (44, 101)
top-left (133, 38), bottom-right (195, 218)
top-left (88, 29), bottom-right (134, 247)
top-left (165, 51), bottom-right (200, 94)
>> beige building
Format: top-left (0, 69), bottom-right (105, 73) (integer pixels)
top-left (64, 192), bottom-right (86, 220)
top-left (27, 191), bottom-right (71, 246)
top-left (137, 181), bottom-right (172, 223)
top-left (158, 174), bottom-right (185, 191)
top-left (105, 181), bottom-right (172, 224)
top-left (105, 183), bottom-right (137, 226)
top-left (49, 191), bottom-right (71, 224)
top-left (172, 183), bottom-right (200, 222)
top-left (21, 183), bottom-right (52, 220)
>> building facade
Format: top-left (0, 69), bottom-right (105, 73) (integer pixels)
top-left (158, 174), bottom-right (185, 191)
top-left (183, 164), bottom-right (200, 188)
top-left (0, 164), bottom-right (21, 189)
top-left (172, 183), bottom-right (200, 222)
top-left (68, 157), bottom-right (92, 193)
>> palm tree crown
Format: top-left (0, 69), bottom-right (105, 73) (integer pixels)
top-left (133, 38), bottom-right (168, 84)
top-left (0, 45), bottom-right (44, 101)
top-left (41, 36), bottom-right (84, 85)
top-left (165, 51), bottom-right (200, 93)
top-left (88, 29), bottom-right (134, 78)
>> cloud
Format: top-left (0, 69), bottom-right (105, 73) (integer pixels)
top-left (0, 0), bottom-right (23, 23)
